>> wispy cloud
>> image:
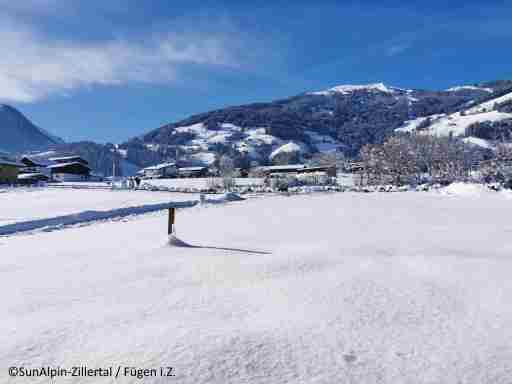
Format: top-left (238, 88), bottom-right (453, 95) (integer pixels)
top-left (0, 15), bottom-right (241, 103)
top-left (385, 42), bottom-right (412, 57)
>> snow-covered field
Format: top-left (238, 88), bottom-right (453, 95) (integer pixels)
top-left (145, 177), bottom-right (265, 190)
top-left (0, 188), bottom-right (195, 226)
top-left (2, 190), bottom-right (512, 383)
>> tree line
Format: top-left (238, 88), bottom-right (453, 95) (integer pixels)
top-left (357, 133), bottom-right (512, 186)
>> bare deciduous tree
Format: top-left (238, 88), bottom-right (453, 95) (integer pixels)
top-left (358, 133), bottom-right (482, 186)
top-left (219, 154), bottom-right (235, 191)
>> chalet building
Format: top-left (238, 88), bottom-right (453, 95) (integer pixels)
top-left (140, 162), bottom-right (177, 179)
top-left (297, 165), bottom-right (337, 177)
top-left (19, 157), bottom-right (51, 183)
top-left (0, 158), bottom-right (24, 184)
top-left (47, 156), bottom-right (91, 181)
top-left (257, 164), bottom-right (337, 177)
top-left (177, 166), bottom-right (209, 178)
top-left (258, 164), bottom-right (307, 175)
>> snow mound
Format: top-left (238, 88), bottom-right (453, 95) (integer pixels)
top-left (438, 183), bottom-right (488, 197)
top-left (203, 192), bottom-right (245, 204)
top-left (311, 83), bottom-right (395, 96)
top-left (168, 234), bottom-right (194, 247)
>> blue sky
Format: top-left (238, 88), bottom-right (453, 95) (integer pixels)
top-left (1, 0), bottom-right (511, 143)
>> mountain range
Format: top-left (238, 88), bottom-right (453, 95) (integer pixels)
top-left (2, 80), bottom-right (512, 175)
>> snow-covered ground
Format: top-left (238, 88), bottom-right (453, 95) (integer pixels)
top-left (2, 191), bottom-right (512, 383)
top-left (145, 177), bottom-right (265, 190)
top-left (0, 188), bottom-right (195, 226)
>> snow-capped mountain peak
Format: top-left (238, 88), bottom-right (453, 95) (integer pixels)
top-left (310, 82), bottom-right (396, 96)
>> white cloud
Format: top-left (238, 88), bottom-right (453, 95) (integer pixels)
top-left (386, 43), bottom-right (411, 57)
top-left (0, 18), bottom-right (239, 103)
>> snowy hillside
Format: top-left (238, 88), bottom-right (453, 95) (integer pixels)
top-left (397, 89), bottom-right (512, 147)
top-left (0, 104), bottom-right (64, 153)
top-left (2, 192), bottom-right (512, 382)
top-left (126, 81), bottom-right (499, 160)
top-left (137, 122), bottom-right (328, 167)
top-left (140, 122), bottom-right (287, 165)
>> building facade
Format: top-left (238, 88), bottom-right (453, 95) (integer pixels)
top-left (140, 162), bottom-right (177, 179)
top-left (0, 159), bottom-right (24, 184)
top-left (47, 156), bottom-right (91, 181)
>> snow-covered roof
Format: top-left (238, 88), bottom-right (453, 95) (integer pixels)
top-left (47, 162), bottom-right (91, 170)
top-left (17, 173), bottom-right (49, 179)
top-left (178, 166), bottom-right (207, 172)
top-left (21, 156), bottom-right (49, 167)
top-left (260, 164), bottom-right (306, 171)
top-left (142, 162), bottom-right (176, 171)
top-left (48, 155), bottom-right (88, 165)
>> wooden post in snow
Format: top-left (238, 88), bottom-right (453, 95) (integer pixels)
top-left (168, 207), bottom-right (176, 235)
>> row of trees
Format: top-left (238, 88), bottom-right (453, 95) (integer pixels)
top-left (479, 144), bottom-right (512, 186)
top-left (357, 133), bottom-right (493, 186)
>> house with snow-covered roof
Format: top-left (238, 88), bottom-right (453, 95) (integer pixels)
top-left (140, 162), bottom-right (177, 179)
top-left (44, 155), bottom-right (91, 181)
top-left (177, 166), bottom-right (209, 178)
top-left (255, 163), bottom-right (337, 179)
